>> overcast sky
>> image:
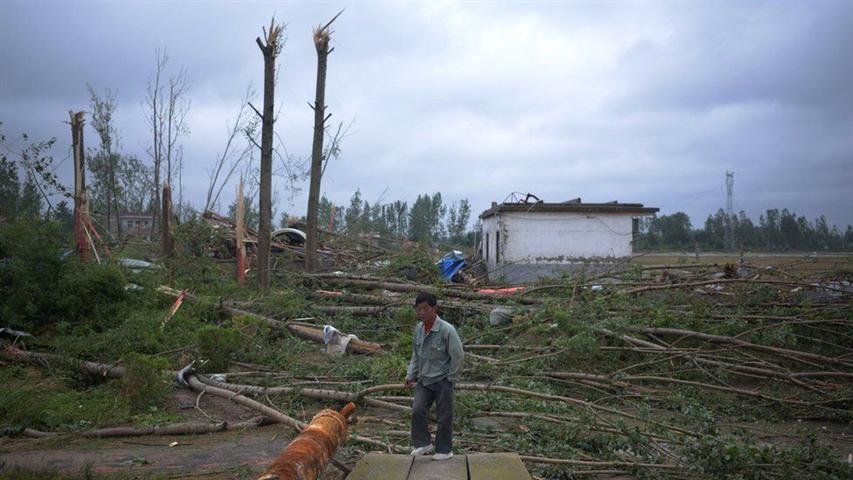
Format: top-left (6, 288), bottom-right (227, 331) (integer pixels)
top-left (2, 1), bottom-right (852, 229)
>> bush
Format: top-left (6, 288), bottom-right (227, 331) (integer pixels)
top-left (120, 353), bottom-right (171, 413)
top-left (0, 220), bottom-right (130, 331)
top-left (197, 325), bottom-right (242, 372)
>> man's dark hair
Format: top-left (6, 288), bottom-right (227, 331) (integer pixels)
top-left (414, 292), bottom-right (438, 307)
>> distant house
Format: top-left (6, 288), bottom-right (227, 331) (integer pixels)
top-left (117, 213), bottom-right (155, 238)
top-left (479, 199), bottom-right (658, 283)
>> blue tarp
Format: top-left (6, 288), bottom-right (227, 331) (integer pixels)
top-left (438, 250), bottom-right (466, 281)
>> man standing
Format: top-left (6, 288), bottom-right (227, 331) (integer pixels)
top-left (406, 292), bottom-right (464, 460)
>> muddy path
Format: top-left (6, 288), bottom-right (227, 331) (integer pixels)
top-left (0, 389), bottom-right (323, 479)
top-left (1, 428), bottom-right (286, 479)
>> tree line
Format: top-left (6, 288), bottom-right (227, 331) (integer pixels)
top-left (231, 189), bottom-right (474, 246)
top-left (638, 208), bottom-right (853, 251)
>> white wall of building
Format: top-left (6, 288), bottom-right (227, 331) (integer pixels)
top-left (481, 211), bottom-right (635, 269)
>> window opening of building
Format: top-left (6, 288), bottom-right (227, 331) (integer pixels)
top-left (485, 232), bottom-right (490, 260)
top-left (495, 231), bottom-right (500, 263)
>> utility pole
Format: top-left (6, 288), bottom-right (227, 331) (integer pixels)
top-left (725, 171), bottom-right (734, 251)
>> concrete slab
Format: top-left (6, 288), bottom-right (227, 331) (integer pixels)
top-left (409, 454), bottom-right (468, 480)
top-left (346, 453), bottom-right (534, 480)
top-left (468, 452), bottom-right (532, 480)
top-left (346, 453), bottom-right (413, 480)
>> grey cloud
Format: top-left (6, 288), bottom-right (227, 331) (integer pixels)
top-left (1, 1), bottom-right (851, 230)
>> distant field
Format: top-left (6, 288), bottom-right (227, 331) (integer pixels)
top-left (634, 251), bottom-right (853, 272)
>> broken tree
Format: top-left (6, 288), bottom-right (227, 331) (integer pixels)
top-left (305, 11), bottom-right (342, 272)
top-left (255, 18), bottom-right (284, 289)
top-left (69, 110), bottom-right (88, 261)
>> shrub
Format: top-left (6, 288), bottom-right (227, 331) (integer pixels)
top-left (120, 353), bottom-right (171, 413)
top-left (197, 325), bottom-right (242, 372)
top-left (0, 219), bottom-right (129, 331)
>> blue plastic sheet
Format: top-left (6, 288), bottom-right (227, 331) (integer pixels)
top-left (438, 250), bottom-right (466, 281)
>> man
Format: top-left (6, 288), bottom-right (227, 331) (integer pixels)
top-left (405, 292), bottom-right (464, 461)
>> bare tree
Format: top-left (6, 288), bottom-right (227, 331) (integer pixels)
top-left (204, 86), bottom-right (258, 212)
top-left (145, 49), bottom-right (189, 238)
top-left (253, 18), bottom-right (285, 289)
top-left (87, 85), bottom-right (122, 236)
top-left (165, 68), bottom-right (190, 190)
top-left (119, 155), bottom-right (153, 214)
top-left (162, 183), bottom-right (173, 259)
top-left (145, 49), bottom-right (166, 236)
top-left (305, 10), bottom-right (343, 272)
top-left (69, 111), bottom-right (88, 260)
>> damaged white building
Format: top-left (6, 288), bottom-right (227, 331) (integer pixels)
top-left (479, 199), bottom-right (658, 283)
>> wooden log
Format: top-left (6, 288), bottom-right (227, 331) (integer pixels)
top-left (1, 345), bottom-right (126, 379)
top-left (308, 275), bottom-right (541, 305)
top-left (632, 326), bottom-right (853, 368)
top-left (185, 373), bottom-right (404, 452)
top-left (195, 374), bottom-right (408, 412)
top-left (157, 286), bottom-right (383, 355)
top-left (311, 305), bottom-right (390, 316)
top-left (13, 417), bottom-right (269, 439)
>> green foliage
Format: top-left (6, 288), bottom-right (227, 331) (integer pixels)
top-left (0, 366), bottom-right (129, 431)
top-left (120, 353), bottom-right (170, 413)
top-left (0, 220), bottom-right (127, 331)
top-left (409, 192), bottom-right (446, 242)
top-left (273, 288), bottom-right (309, 318)
top-left (393, 308), bottom-right (416, 352)
top-left (0, 465), bottom-right (99, 480)
top-left (0, 125), bottom-right (65, 219)
top-left (0, 148), bottom-right (20, 221)
top-left (227, 195), bottom-right (259, 231)
top-left (683, 433), bottom-right (847, 479)
top-left (197, 324), bottom-right (242, 372)
top-left (383, 247), bottom-right (440, 282)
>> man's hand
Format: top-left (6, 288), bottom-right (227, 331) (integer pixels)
top-left (405, 379), bottom-right (415, 389)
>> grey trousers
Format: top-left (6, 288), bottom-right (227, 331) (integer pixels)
top-left (411, 378), bottom-right (454, 454)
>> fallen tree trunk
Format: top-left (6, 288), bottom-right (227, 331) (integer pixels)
top-left (183, 373), bottom-right (404, 452)
top-left (308, 275), bottom-right (541, 305)
top-left (620, 278), bottom-right (853, 296)
top-left (1, 345), bottom-right (126, 379)
top-left (310, 290), bottom-right (392, 305)
top-left (631, 326), bottom-right (853, 368)
top-left (286, 323), bottom-right (382, 354)
top-left (311, 305), bottom-right (389, 316)
top-left (540, 372), bottom-right (849, 408)
top-left (194, 374), bottom-right (409, 412)
top-left (11, 417), bottom-right (269, 439)
top-left (354, 383), bottom-right (699, 438)
top-left (598, 329), bottom-right (848, 390)
top-left (158, 287), bottom-right (383, 354)
top-left (519, 455), bottom-right (681, 471)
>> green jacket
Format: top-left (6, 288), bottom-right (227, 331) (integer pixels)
top-left (406, 316), bottom-right (464, 386)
